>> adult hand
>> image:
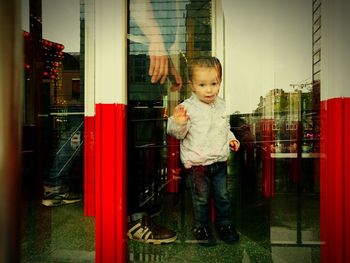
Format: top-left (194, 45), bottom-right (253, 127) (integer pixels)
top-left (148, 49), bottom-right (183, 91)
top-left (148, 41), bottom-right (168, 84)
top-left (168, 59), bottom-right (183, 91)
top-left (149, 55), bottom-right (169, 84)
top-left (149, 55), bottom-right (183, 91)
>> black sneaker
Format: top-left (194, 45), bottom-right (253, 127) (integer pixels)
top-left (216, 225), bottom-right (239, 243)
top-left (143, 204), bottom-right (162, 218)
top-left (193, 227), bottom-right (216, 247)
top-left (42, 191), bottom-right (81, 207)
top-left (127, 216), bottom-right (177, 245)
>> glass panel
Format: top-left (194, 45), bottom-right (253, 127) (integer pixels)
top-left (128, 0), bottom-right (207, 211)
top-left (223, 1), bottom-right (320, 261)
top-left (127, 0), bottom-right (319, 262)
top-left (17, 0), bottom-right (321, 261)
top-left (21, 1), bottom-right (94, 262)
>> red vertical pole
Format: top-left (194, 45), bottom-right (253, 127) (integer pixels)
top-left (261, 119), bottom-right (274, 198)
top-left (320, 98), bottom-right (350, 263)
top-left (93, 0), bottom-right (127, 261)
top-left (316, 1), bottom-right (350, 261)
top-left (84, 116), bottom-right (95, 216)
top-left (167, 135), bottom-right (180, 193)
top-left (344, 99), bottom-right (350, 263)
top-left (95, 104), bottom-right (127, 263)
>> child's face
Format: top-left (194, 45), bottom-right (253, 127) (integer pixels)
top-left (189, 66), bottom-right (221, 104)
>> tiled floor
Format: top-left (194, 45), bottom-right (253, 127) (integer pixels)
top-left (20, 193), bottom-right (320, 262)
top-left (21, 201), bottom-right (95, 263)
top-left (127, 187), bottom-right (320, 263)
top-left (21, 156), bottom-right (320, 262)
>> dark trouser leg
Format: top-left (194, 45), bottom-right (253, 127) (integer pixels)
top-left (212, 162), bottom-right (232, 227)
top-left (188, 165), bottom-right (211, 228)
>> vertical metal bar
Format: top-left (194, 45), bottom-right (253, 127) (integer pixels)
top-left (84, 0), bottom-right (96, 217)
top-left (0, 0), bottom-right (22, 262)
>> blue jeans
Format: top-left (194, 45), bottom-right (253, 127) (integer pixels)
top-left (188, 161), bottom-right (232, 228)
top-left (44, 124), bottom-right (82, 191)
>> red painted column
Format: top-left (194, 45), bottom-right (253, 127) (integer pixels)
top-left (320, 1), bottom-right (350, 262)
top-left (261, 119), bottom-right (274, 198)
top-left (167, 135), bottom-right (180, 193)
top-left (95, 104), bottom-right (127, 263)
top-left (84, 116), bottom-right (95, 216)
top-left (344, 99), bottom-right (350, 263)
top-left (290, 121), bottom-right (302, 184)
top-left (89, 0), bottom-right (127, 263)
top-left (320, 98), bottom-right (350, 263)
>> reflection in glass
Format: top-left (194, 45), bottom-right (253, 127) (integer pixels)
top-left (127, 0), bottom-right (320, 262)
top-left (127, 0), bottom-right (212, 213)
top-left (21, 1), bottom-right (93, 262)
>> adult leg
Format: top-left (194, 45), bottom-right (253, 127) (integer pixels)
top-left (42, 126), bottom-right (81, 207)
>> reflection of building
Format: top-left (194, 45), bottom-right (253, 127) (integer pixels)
top-left (59, 52), bottom-right (82, 106)
top-left (23, 32), bottom-right (83, 109)
top-left (254, 87), bottom-right (316, 153)
top-left (128, 54), bottom-right (166, 107)
top-left (23, 31), bottom-right (65, 124)
top-left (127, 0), bottom-right (214, 209)
top-left (312, 0), bottom-right (321, 84)
top-left (263, 89), bottom-right (286, 119)
top-left (127, 0), bottom-right (213, 107)
top-left (23, 30), bottom-right (84, 199)
top-left (311, 0), bottom-right (321, 152)
top-left (23, 31), bottom-right (64, 81)
top-left (185, 0), bottom-right (212, 58)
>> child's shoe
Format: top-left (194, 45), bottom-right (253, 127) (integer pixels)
top-left (193, 227), bottom-right (216, 246)
top-left (216, 225), bottom-right (239, 243)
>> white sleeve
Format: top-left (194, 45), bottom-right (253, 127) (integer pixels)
top-left (167, 116), bottom-right (190, 140)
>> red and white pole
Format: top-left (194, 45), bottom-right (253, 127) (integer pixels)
top-left (320, 1), bottom-right (350, 262)
top-left (84, 0), bottom-right (127, 262)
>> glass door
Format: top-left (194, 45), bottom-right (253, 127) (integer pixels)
top-left (126, 0), bottom-right (320, 262)
top-left (21, 0), bottom-right (94, 262)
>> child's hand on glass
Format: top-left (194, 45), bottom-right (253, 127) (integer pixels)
top-left (173, 105), bottom-right (189, 125)
top-left (230, 140), bottom-right (240, 152)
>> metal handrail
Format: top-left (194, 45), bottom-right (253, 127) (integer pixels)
top-left (56, 121), bottom-right (84, 155)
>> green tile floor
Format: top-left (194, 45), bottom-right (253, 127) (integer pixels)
top-left (21, 191), bottom-right (320, 262)
top-left (21, 201), bottom-right (95, 262)
top-left (21, 158), bottom-right (320, 262)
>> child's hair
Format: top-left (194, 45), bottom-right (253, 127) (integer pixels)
top-left (187, 56), bottom-right (222, 81)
